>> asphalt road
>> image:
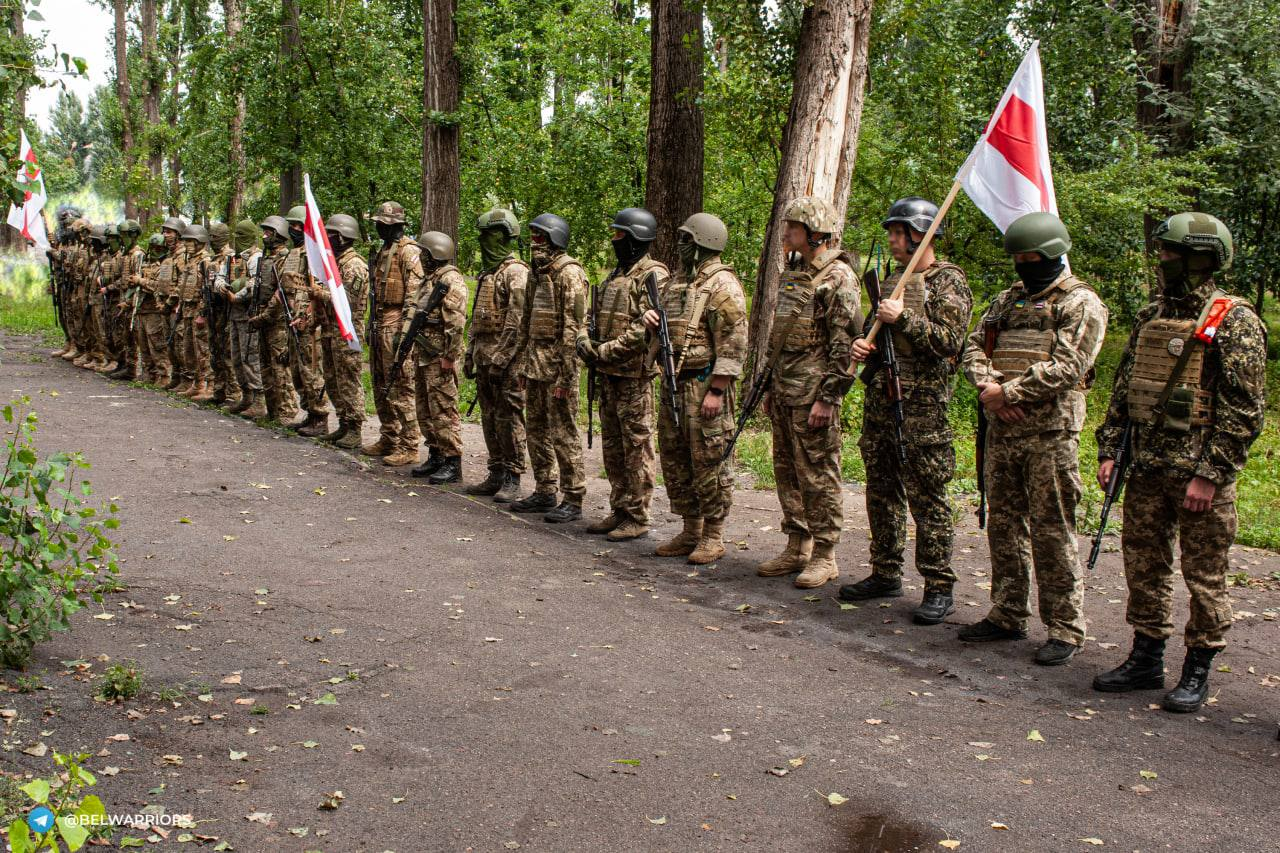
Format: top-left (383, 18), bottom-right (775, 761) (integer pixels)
top-left (1, 332), bottom-right (1278, 852)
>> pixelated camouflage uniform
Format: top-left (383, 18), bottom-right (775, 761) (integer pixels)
top-left (369, 237), bottom-right (423, 453)
top-left (859, 260), bottom-right (972, 592)
top-left (280, 245), bottom-right (326, 418)
top-left (204, 246), bottom-right (240, 400)
top-left (401, 262), bottom-right (467, 457)
top-left (1096, 279), bottom-right (1266, 650)
top-left (962, 271), bottom-right (1108, 646)
top-left (175, 245), bottom-right (211, 385)
top-left (136, 250), bottom-right (175, 382)
top-left (314, 248), bottom-right (368, 430)
top-left (248, 244), bottom-right (301, 421)
top-left (119, 245), bottom-right (146, 376)
top-left (467, 255), bottom-right (530, 477)
top-left (225, 248), bottom-right (264, 395)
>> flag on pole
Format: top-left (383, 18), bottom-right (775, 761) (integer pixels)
top-left (302, 173), bottom-right (361, 351)
top-left (6, 129), bottom-right (50, 249)
top-left (958, 41), bottom-right (1059, 233)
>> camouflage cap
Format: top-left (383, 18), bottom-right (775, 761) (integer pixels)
top-left (477, 208), bottom-right (520, 237)
top-left (1153, 211), bottom-right (1233, 270)
top-left (783, 196), bottom-right (840, 235)
top-left (371, 201), bottom-right (406, 225)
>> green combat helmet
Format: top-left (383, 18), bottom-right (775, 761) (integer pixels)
top-left (209, 222), bottom-right (231, 251)
top-left (416, 231), bottom-right (456, 262)
top-left (119, 219), bottom-right (141, 237)
top-left (783, 195), bottom-right (840, 236)
top-left (147, 233), bottom-right (166, 256)
top-left (371, 201), bottom-right (406, 225)
top-left (325, 214), bottom-right (361, 242)
top-left (104, 224), bottom-right (120, 248)
top-left (1153, 212), bottom-right (1233, 270)
top-left (285, 205), bottom-right (307, 226)
top-left (678, 213), bottom-right (728, 252)
top-left (1003, 212), bottom-right (1071, 259)
top-left (477, 207), bottom-right (520, 237)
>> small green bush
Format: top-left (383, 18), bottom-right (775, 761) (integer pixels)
top-left (95, 662), bottom-right (142, 702)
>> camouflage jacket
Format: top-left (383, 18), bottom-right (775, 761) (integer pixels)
top-left (962, 271), bottom-right (1108, 439)
top-left (401, 264), bottom-right (467, 364)
top-left (658, 258), bottom-right (748, 380)
top-left (314, 248), bottom-right (369, 340)
top-left (467, 255), bottom-right (529, 371)
top-left (516, 251), bottom-right (587, 388)
top-left (1096, 280), bottom-right (1267, 486)
top-left (769, 250), bottom-right (863, 408)
top-left (587, 254), bottom-right (668, 379)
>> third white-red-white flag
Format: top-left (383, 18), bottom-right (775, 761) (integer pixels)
top-left (302, 173), bottom-right (361, 351)
top-left (958, 41), bottom-right (1059, 232)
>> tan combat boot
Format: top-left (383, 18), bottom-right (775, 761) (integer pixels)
top-left (60, 347), bottom-right (80, 361)
top-left (240, 392), bottom-right (268, 419)
top-left (655, 517), bottom-right (703, 557)
top-left (756, 533), bottom-right (813, 577)
top-left (95, 359), bottom-right (118, 374)
top-left (607, 519), bottom-right (650, 541)
top-left (688, 517), bottom-right (726, 565)
top-left (192, 382), bottom-right (217, 402)
top-left (794, 542), bottom-right (839, 588)
top-left (585, 513), bottom-right (621, 535)
top-left (361, 436), bottom-right (393, 457)
top-left (184, 380), bottom-right (207, 399)
top-left (172, 379), bottom-right (193, 395)
top-left (382, 444), bottom-right (419, 467)
top-left (334, 422), bottom-right (364, 450)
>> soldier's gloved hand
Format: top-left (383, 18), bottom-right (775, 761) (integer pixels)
top-left (576, 336), bottom-right (598, 364)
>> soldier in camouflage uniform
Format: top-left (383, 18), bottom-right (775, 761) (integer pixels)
top-left (510, 213), bottom-right (587, 522)
top-left (464, 208), bottom-right (530, 502)
top-left (315, 214), bottom-right (368, 448)
top-left (363, 201), bottom-right (423, 467)
top-left (840, 197), bottom-right (973, 625)
top-left (81, 224), bottom-right (110, 370)
top-left (63, 218), bottom-right (94, 365)
top-left (174, 224), bottom-right (212, 399)
top-left (645, 213), bottom-right (748, 565)
top-left (48, 206), bottom-right (82, 359)
top-left (248, 216), bottom-right (302, 423)
top-left (1093, 212), bottom-right (1266, 713)
top-left (156, 217), bottom-right (187, 388)
top-left (398, 231), bottom-right (467, 482)
top-left (137, 232), bottom-right (176, 385)
top-left (576, 208), bottom-right (666, 541)
top-left (281, 206), bottom-right (329, 436)
top-left (110, 220), bottom-right (146, 381)
top-left (219, 220), bottom-right (267, 418)
top-left (960, 212), bottom-right (1108, 665)
top-left (202, 223), bottom-right (241, 406)
top-left (95, 224), bottom-right (125, 374)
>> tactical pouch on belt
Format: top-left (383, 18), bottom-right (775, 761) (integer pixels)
top-left (1163, 386), bottom-right (1195, 433)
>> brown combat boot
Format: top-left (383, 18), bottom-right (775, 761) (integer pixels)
top-left (72, 352), bottom-right (91, 366)
top-left (192, 382), bottom-right (217, 402)
top-left (756, 533), bottom-right (814, 577)
top-left (207, 385), bottom-right (228, 406)
top-left (607, 519), bottom-right (650, 541)
top-left (361, 436), bottom-right (393, 457)
top-left (794, 542), bottom-right (839, 589)
top-left (334, 422), bottom-right (364, 450)
top-left (382, 445), bottom-right (418, 467)
top-left (164, 372), bottom-right (183, 390)
top-left (585, 513), bottom-right (621, 535)
top-left (240, 392), bottom-right (268, 419)
top-left (171, 379), bottom-right (192, 395)
top-left (228, 392), bottom-right (253, 414)
top-left (655, 517), bottom-right (703, 557)
top-left (60, 347), bottom-right (80, 361)
top-left (297, 413), bottom-right (330, 437)
top-left (95, 359), bottom-right (118, 374)
top-left (184, 380), bottom-right (207, 399)
top-left (688, 517), bottom-right (726, 565)
top-left (51, 344), bottom-right (68, 358)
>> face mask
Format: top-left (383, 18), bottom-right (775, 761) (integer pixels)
top-left (376, 222), bottom-right (400, 245)
top-left (329, 237), bottom-right (350, 257)
top-left (211, 237), bottom-right (228, 253)
top-left (1158, 253), bottom-right (1213, 297)
top-left (479, 229), bottom-right (510, 271)
top-left (531, 241), bottom-right (553, 267)
top-left (612, 234), bottom-right (649, 270)
top-left (1014, 256), bottom-right (1064, 293)
top-left (289, 228), bottom-right (304, 247)
top-left (678, 240), bottom-right (698, 274)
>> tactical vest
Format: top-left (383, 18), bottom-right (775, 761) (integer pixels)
top-left (1126, 291), bottom-right (1248, 431)
top-left (599, 256), bottom-right (667, 343)
top-left (179, 253), bottom-right (208, 302)
top-left (472, 257), bottom-right (523, 336)
top-left (281, 247), bottom-right (308, 295)
top-left (528, 254), bottom-right (581, 342)
top-left (154, 256), bottom-right (176, 300)
top-left (887, 261), bottom-right (964, 357)
top-left (375, 237), bottom-right (415, 306)
top-left (413, 266), bottom-right (462, 356)
top-left (772, 249), bottom-right (851, 355)
top-left (100, 253), bottom-right (120, 291)
top-left (667, 260), bottom-right (733, 373)
top-left (990, 276), bottom-right (1092, 384)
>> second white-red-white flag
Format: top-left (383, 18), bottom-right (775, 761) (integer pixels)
top-left (302, 173), bottom-right (361, 352)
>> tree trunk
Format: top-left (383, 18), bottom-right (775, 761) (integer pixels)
top-left (278, 0), bottom-right (303, 212)
top-left (224, 0), bottom-right (246, 222)
top-left (11, 1), bottom-right (23, 128)
top-left (1133, 0), bottom-right (1198, 249)
top-left (747, 0), bottom-right (873, 358)
top-left (165, 0), bottom-right (181, 215)
top-left (422, 0), bottom-right (461, 240)
top-left (643, 0), bottom-right (705, 272)
top-left (113, 0), bottom-right (136, 219)
top-left (141, 0), bottom-right (162, 222)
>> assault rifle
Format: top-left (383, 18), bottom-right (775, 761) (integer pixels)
top-left (1087, 422), bottom-right (1133, 572)
top-left (585, 279), bottom-right (599, 448)
top-left (859, 245), bottom-right (906, 466)
top-left (645, 271), bottom-right (680, 430)
top-left (383, 277), bottom-right (450, 396)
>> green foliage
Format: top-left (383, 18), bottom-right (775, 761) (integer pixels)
top-left (95, 661), bottom-right (143, 702)
top-left (4, 751), bottom-right (111, 853)
top-left (0, 399), bottom-right (120, 670)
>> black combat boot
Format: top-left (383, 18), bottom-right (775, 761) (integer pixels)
top-left (493, 473), bottom-right (521, 503)
top-left (544, 500), bottom-right (582, 523)
top-left (465, 468), bottom-right (504, 497)
top-left (1161, 647), bottom-right (1218, 713)
top-left (911, 589), bottom-right (955, 625)
top-left (838, 573), bottom-right (903, 602)
top-left (411, 448), bottom-right (443, 478)
top-left (1092, 633), bottom-right (1165, 692)
top-left (297, 413), bottom-right (330, 437)
top-left (1034, 639), bottom-right (1080, 666)
top-left (957, 618), bottom-right (1027, 642)
top-left (427, 456), bottom-right (462, 485)
top-left (509, 491), bottom-right (557, 513)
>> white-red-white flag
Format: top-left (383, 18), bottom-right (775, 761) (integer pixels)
top-left (6, 129), bottom-right (49, 249)
top-left (302, 173), bottom-right (360, 351)
top-left (958, 41), bottom-right (1059, 232)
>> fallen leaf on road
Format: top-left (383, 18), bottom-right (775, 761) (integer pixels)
top-left (221, 674), bottom-right (242, 685)
top-left (22, 742), bottom-right (47, 757)
top-left (177, 517), bottom-right (192, 524)
top-left (245, 812), bottom-right (272, 824)
top-left (1079, 839), bottom-right (1104, 846)
top-left (1027, 730), bottom-right (1045, 742)
top-left (229, 750), bottom-right (247, 761)
top-left (312, 693), bottom-right (337, 706)
top-left (864, 719), bottom-right (883, 726)
top-left (939, 841), bottom-right (961, 850)
top-left (967, 742), bottom-right (994, 749)
top-left (107, 733), bottom-right (130, 742)
top-left (819, 790), bottom-right (848, 807)
top-left (1139, 770), bottom-right (1157, 780)
top-left (483, 637), bottom-right (502, 643)
top-left (317, 791), bottom-right (344, 810)
top-left (101, 766), bottom-right (120, 776)
top-left (991, 823), bottom-right (1009, 830)
top-left (648, 817), bottom-right (667, 825)
top-left (174, 624), bottom-right (194, 631)
top-left (93, 613), bottom-right (114, 621)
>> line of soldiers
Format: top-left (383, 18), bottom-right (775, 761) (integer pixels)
top-left (45, 196), bottom-right (1265, 716)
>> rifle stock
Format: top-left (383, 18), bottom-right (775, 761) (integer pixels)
top-left (1087, 422), bottom-right (1133, 571)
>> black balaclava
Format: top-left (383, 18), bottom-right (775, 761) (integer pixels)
top-left (1158, 247), bottom-right (1215, 299)
top-left (376, 222), bottom-right (403, 246)
top-left (1014, 255), bottom-right (1065, 294)
top-left (611, 233), bottom-right (650, 271)
top-left (289, 225), bottom-right (305, 248)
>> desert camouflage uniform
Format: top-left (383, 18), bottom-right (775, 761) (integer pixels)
top-left (205, 246), bottom-right (240, 402)
top-left (225, 248), bottom-right (264, 397)
top-left (859, 260), bottom-right (972, 592)
top-left (962, 270), bottom-right (1108, 646)
top-left (119, 245), bottom-right (146, 376)
top-left (136, 249), bottom-right (175, 383)
top-left (280, 245), bottom-right (326, 418)
top-left (100, 247), bottom-right (127, 363)
top-left (248, 244), bottom-right (301, 421)
top-left (314, 247), bottom-right (369, 432)
top-left (175, 245), bottom-right (212, 386)
top-left (655, 257), bottom-right (747, 521)
top-left (1096, 279), bottom-right (1266, 649)
top-left (467, 256), bottom-right (529, 477)
top-left (85, 245), bottom-right (109, 363)
top-left (768, 249), bottom-right (862, 550)
top-left (369, 237), bottom-right (423, 454)
top-left (516, 251), bottom-right (587, 505)
top-left (401, 263), bottom-right (467, 457)
top-left (587, 254), bottom-right (668, 526)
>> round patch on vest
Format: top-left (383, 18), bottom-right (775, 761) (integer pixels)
top-left (1167, 337), bottom-right (1185, 357)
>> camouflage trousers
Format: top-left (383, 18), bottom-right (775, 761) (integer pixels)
top-left (770, 401), bottom-right (844, 548)
top-left (657, 376), bottom-right (734, 521)
top-left (859, 434), bottom-right (957, 591)
top-left (525, 377), bottom-right (585, 504)
top-left (137, 312), bottom-right (172, 381)
top-left (289, 325), bottom-right (326, 417)
top-left (229, 317), bottom-right (262, 394)
top-left (208, 311), bottom-right (239, 398)
top-left (983, 429), bottom-right (1086, 645)
top-left (259, 324), bottom-right (299, 420)
top-left (87, 300), bottom-right (108, 360)
top-left (598, 374), bottom-right (655, 525)
top-left (476, 365), bottom-right (526, 475)
top-left (414, 357), bottom-right (461, 456)
top-left (320, 331), bottom-right (365, 427)
top-left (106, 300), bottom-right (130, 362)
top-left (177, 305), bottom-right (210, 383)
top-left (1122, 469), bottom-right (1237, 650)
top-left (369, 323), bottom-right (419, 453)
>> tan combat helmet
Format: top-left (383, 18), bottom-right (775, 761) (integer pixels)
top-left (416, 231), bottom-right (456, 262)
top-left (477, 207), bottom-right (520, 237)
top-left (677, 213), bottom-right (728, 252)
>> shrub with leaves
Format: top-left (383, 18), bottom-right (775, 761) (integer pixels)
top-left (0, 398), bottom-right (119, 669)
top-left (5, 751), bottom-right (110, 852)
top-left (95, 662), bottom-right (142, 702)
